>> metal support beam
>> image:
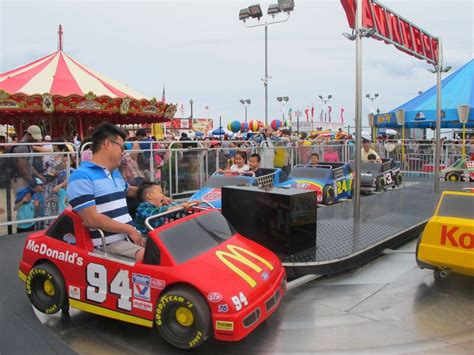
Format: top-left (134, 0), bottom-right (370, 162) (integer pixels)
top-left (433, 38), bottom-right (442, 192)
top-left (353, 0), bottom-right (363, 221)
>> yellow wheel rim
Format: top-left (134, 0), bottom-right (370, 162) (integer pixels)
top-left (175, 306), bottom-right (194, 327)
top-left (43, 280), bottom-right (55, 296)
top-left (449, 175), bottom-right (457, 181)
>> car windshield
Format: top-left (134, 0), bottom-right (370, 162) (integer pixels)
top-left (289, 167), bottom-right (330, 180)
top-left (437, 194), bottom-right (474, 219)
top-left (205, 174), bottom-right (253, 188)
top-left (158, 211), bottom-right (236, 264)
top-left (357, 162), bottom-right (382, 173)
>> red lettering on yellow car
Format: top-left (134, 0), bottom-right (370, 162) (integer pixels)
top-left (441, 225), bottom-right (459, 247)
top-left (440, 225), bottom-right (474, 249)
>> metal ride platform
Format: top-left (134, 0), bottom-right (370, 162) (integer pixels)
top-left (0, 179), bottom-right (472, 354)
top-left (283, 180), bottom-right (472, 278)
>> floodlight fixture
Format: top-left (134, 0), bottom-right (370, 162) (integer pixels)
top-left (318, 95), bottom-right (323, 100)
top-left (442, 66), bottom-right (452, 73)
top-left (362, 28), bottom-right (377, 37)
top-left (245, 99), bottom-right (251, 104)
top-left (239, 8), bottom-right (250, 21)
top-left (240, 99), bottom-right (245, 104)
top-left (277, 96), bottom-right (283, 102)
top-left (375, 93), bottom-right (379, 97)
top-left (366, 94), bottom-right (370, 98)
top-left (343, 32), bottom-right (357, 41)
top-left (248, 4), bottom-right (263, 19)
top-left (268, 3), bottom-right (281, 16)
top-left (283, 96), bottom-right (289, 102)
top-left (278, 0), bottom-right (295, 12)
top-left (328, 94), bottom-right (332, 99)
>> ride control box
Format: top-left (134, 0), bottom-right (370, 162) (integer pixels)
top-left (222, 186), bottom-right (317, 256)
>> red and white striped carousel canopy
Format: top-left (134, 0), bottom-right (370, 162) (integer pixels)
top-left (0, 49), bottom-right (147, 100)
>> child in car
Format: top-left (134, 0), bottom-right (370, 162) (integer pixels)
top-left (308, 152), bottom-right (320, 166)
top-left (248, 153), bottom-right (263, 177)
top-left (219, 151), bottom-right (249, 174)
top-left (134, 181), bottom-right (197, 234)
top-left (367, 153), bottom-right (378, 163)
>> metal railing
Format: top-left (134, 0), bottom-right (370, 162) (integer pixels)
top-left (1, 138), bottom-right (471, 237)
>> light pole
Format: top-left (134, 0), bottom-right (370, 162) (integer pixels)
top-left (366, 93), bottom-right (379, 141)
top-left (428, 56), bottom-right (451, 192)
top-left (239, 0), bottom-right (295, 126)
top-left (318, 94), bottom-right (332, 123)
top-left (295, 109), bottom-right (302, 136)
top-left (342, 0), bottom-right (377, 220)
top-left (239, 99), bottom-right (251, 123)
top-left (189, 99), bottom-right (194, 119)
top-left (276, 96), bottom-right (289, 122)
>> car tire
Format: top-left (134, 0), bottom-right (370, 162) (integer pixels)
top-left (322, 185), bottom-right (335, 205)
top-left (395, 174), bottom-right (403, 187)
top-left (26, 263), bottom-right (67, 315)
top-left (375, 176), bottom-right (385, 192)
top-left (446, 171), bottom-right (461, 182)
top-left (155, 286), bottom-right (211, 349)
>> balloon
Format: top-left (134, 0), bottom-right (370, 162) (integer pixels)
top-left (249, 120), bottom-right (264, 132)
top-left (241, 122), bottom-right (249, 132)
top-left (229, 120), bottom-right (241, 133)
top-left (271, 119), bottom-right (282, 131)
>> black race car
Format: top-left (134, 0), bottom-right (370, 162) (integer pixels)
top-left (350, 159), bottom-right (402, 193)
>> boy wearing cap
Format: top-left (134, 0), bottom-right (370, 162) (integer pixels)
top-left (14, 178), bottom-right (44, 233)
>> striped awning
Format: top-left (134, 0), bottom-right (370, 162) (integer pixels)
top-left (0, 50), bottom-right (147, 100)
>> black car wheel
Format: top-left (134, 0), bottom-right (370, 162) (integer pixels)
top-left (155, 286), bottom-right (211, 349)
top-left (395, 174), bottom-right (403, 187)
top-left (446, 171), bottom-right (461, 182)
top-left (375, 176), bottom-right (385, 192)
top-left (26, 263), bottom-right (67, 315)
top-left (322, 185), bottom-right (335, 205)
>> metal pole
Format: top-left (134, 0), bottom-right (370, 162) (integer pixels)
top-left (353, 0), bottom-right (363, 220)
top-left (245, 105), bottom-right (248, 124)
top-left (265, 25), bottom-right (268, 126)
top-left (434, 38), bottom-right (442, 192)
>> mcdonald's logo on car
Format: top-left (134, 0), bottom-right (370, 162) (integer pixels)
top-left (215, 245), bottom-right (274, 288)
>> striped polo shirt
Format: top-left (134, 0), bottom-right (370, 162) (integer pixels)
top-left (67, 161), bottom-right (134, 246)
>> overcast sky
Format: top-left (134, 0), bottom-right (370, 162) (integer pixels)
top-left (1, 0), bottom-right (473, 128)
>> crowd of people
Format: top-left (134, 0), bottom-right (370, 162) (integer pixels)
top-left (1, 123), bottom-right (473, 235)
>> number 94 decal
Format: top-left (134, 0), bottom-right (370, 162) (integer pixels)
top-left (231, 292), bottom-right (248, 311)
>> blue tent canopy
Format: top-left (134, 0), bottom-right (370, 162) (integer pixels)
top-left (375, 59), bottom-right (474, 128)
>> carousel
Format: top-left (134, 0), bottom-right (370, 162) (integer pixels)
top-left (0, 25), bottom-right (176, 139)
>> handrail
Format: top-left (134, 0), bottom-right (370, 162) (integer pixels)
top-left (97, 229), bottom-right (108, 254)
top-left (144, 201), bottom-right (211, 231)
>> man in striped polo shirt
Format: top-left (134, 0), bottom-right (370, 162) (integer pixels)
top-left (67, 123), bottom-right (145, 261)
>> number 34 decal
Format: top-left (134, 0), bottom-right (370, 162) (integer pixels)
top-left (87, 263), bottom-right (132, 311)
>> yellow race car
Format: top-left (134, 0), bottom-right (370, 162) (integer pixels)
top-left (416, 191), bottom-right (474, 280)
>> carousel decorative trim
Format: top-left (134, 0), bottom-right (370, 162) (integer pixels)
top-left (119, 97), bottom-right (131, 115)
top-left (42, 93), bottom-right (55, 113)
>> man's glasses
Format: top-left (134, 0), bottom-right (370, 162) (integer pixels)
top-left (109, 139), bottom-right (125, 152)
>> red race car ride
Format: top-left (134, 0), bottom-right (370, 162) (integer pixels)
top-left (18, 205), bottom-right (286, 349)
